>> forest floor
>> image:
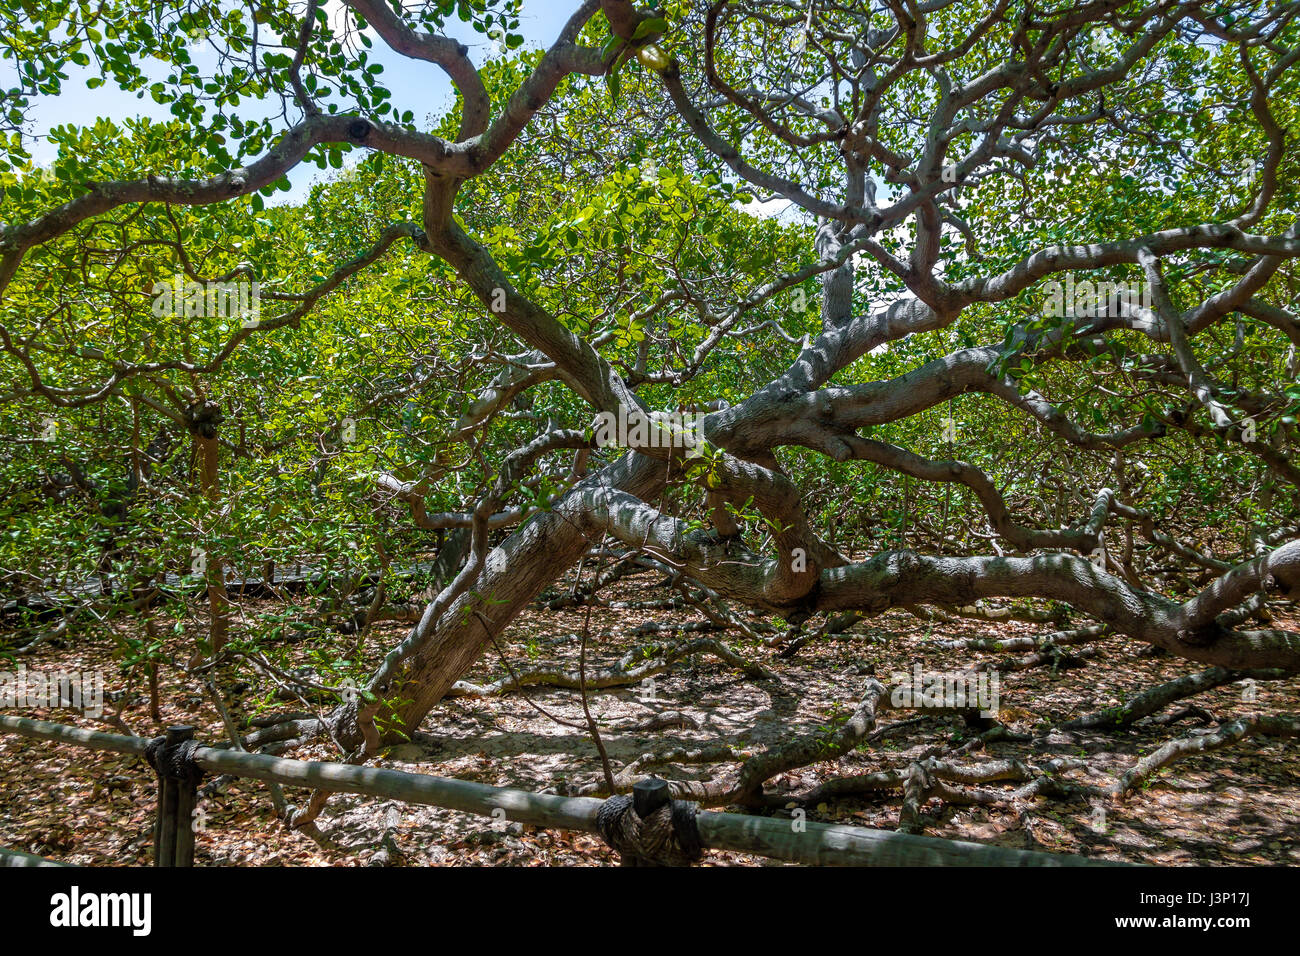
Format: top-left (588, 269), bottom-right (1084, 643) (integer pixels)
top-left (2, 564), bottom-right (1298, 866)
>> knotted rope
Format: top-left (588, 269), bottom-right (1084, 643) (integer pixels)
top-left (596, 779), bottom-right (703, 866)
top-left (144, 732), bottom-right (204, 788)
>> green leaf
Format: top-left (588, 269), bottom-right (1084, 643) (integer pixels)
top-left (632, 17), bottom-right (669, 41)
top-left (600, 34), bottom-right (624, 59)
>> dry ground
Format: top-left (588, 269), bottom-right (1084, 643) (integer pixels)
top-left (2, 567), bottom-right (1298, 866)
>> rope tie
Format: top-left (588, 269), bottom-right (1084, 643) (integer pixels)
top-left (596, 778), bottom-right (703, 867)
top-left (145, 729), bottom-right (204, 788)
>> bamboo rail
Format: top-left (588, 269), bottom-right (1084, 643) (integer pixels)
top-left (0, 714), bottom-right (1127, 867)
top-left (0, 846), bottom-right (68, 867)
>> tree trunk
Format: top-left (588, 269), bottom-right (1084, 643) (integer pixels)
top-left (359, 452), bottom-right (668, 743)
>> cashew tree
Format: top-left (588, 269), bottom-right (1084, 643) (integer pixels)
top-left (3, 0), bottom-right (1300, 811)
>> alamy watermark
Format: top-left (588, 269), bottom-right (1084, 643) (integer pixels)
top-left (592, 404), bottom-right (709, 456)
top-left (152, 276), bottom-right (261, 326)
top-left (890, 664), bottom-right (1000, 718)
top-left (0, 666), bottom-right (105, 718)
top-left (50, 886), bottom-right (151, 936)
top-left (1041, 272), bottom-right (1153, 319)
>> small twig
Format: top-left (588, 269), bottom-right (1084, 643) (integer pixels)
top-left (472, 611), bottom-right (589, 730)
top-left (579, 598), bottom-right (616, 793)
